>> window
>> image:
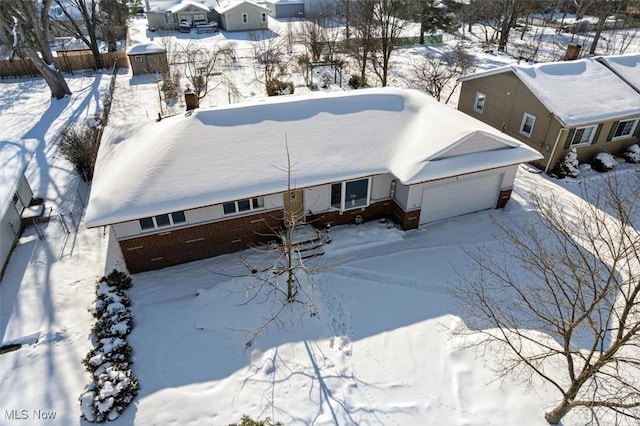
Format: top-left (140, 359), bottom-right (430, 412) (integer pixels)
top-left (261, 12), bottom-right (267, 23)
top-left (330, 178), bottom-right (370, 211)
top-left (139, 211), bottom-right (187, 231)
top-left (520, 113), bottom-right (536, 137)
top-left (242, 13), bottom-right (248, 23)
top-left (570, 124), bottom-right (598, 146)
top-left (12, 194), bottom-right (20, 205)
top-left (611, 119), bottom-right (638, 140)
top-left (473, 92), bottom-right (486, 113)
top-left (223, 197), bottom-right (265, 215)
top-left (133, 55), bottom-right (143, 63)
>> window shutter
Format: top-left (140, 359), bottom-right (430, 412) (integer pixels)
top-left (591, 124), bottom-right (603, 145)
top-left (563, 129), bottom-right (575, 149)
top-left (607, 121), bottom-right (619, 141)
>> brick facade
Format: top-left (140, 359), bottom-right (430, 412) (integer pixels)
top-left (119, 210), bottom-right (284, 273)
top-left (495, 189), bottom-right (513, 209)
top-left (306, 199), bottom-right (420, 230)
top-left (118, 199), bottom-right (422, 273)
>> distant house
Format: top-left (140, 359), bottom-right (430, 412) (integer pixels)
top-left (127, 43), bottom-right (169, 76)
top-left (85, 88), bottom-right (541, 273)
top-left (147, 0), bottom-right (216, 31)
top-left (458, 54), bottom-right (640, 173)
top-left (146, 0), bottom-right (270, 32)
top-left (263, 0), bottom-right (305, 19)
top-left (213, 0), bottom-right (270, 31)
top-left (1, 140), bottom-right (39, 279)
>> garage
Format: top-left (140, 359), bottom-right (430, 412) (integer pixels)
top-left (264, 1), bottom-right (304, 19)
top-left (419, 172), bottom-right (503, 225)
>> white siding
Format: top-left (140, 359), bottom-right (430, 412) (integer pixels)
top-left (371, 174), bottom-right (393, 202)
top-left (304, 184), bottom-right (331, 214)
top-left (394, 182), bottom-right (411, 210)
top-left (1, 206), bottom-right (21, 275)
top-left (222, 5), bottom-right (269, 31)
top-left (113, 193), bottom-right (285, 239)
top-left (16, 176), bottom-right (33, 208)
top-left (112, 221), bottom-right (141, 239)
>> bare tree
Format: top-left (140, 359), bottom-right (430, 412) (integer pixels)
top-left (453, 172), bottom-right (640, 424)
top-left (345, 0), bottom-right (376, 86)
top-left (496, 0), bottom-right (528, 52)
top-left (52, 0), bottom-right (104, 69)
top-left (466, 0), bottom-right (503, 44)
top-left (0, 0), bottom-right (72, 98)
top-left (177, 40), bottom-right (237, 102)
top-left (217, 141), bottom-right (326, 348)
top-left (586, 0), bottom-right (625, 55)
top-left (370, 0), bottom-right (410, 87)
top-left (412, 44), bottom-right (475, 103)
top-left (296, 13), bottom-right (328, 62)
top-left (250, 31), bottom-right (293, 95)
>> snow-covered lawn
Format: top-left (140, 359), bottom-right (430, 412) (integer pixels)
top-left (1, 14), bottom-right (640, 426)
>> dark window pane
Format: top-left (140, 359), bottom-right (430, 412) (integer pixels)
top-left (155, 214), bottom-right (170, 227)
top-left (223, 202), bottom-right (236, 214)
top-left (237, 199), bottom-right (251, 211)
top-left (139, 217), bottom-right (154, 230)
top-left (252, 197), bottom-right (264, 209)
top-left (172, 211), bottom-right (186, 224)
top-left (331, 183), bottom-right (342, 208)
top-left (345, 179), bottom-right (368, 208)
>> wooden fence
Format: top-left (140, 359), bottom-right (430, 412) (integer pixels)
top-left (0, 51), bottom-right (128, 78)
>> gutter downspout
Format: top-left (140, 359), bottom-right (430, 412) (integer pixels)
top-left (545, 127), bottom-right (566, 174)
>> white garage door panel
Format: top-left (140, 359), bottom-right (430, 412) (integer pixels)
top-left (419, 173), bottom-right (502, 225)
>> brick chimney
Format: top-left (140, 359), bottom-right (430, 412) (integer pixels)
top-left (564, 43), bottom-right (582, 61)
top-left (184, 87), bottom-right (199, 111)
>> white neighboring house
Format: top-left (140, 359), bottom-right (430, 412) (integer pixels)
top-left (86, 88), bottom-right (542, 273)
top-left (0, 140), bottom-right (39, 279)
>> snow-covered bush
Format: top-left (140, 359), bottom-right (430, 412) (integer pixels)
top-left (591, 152), bottom-right (616, 172)
top-left (266, 79), bottom-right (294, 96)
top-left (80, 271), bottom-right (138, 423)
top-left (348, 74), bottom-right (365, 89)
top-left (57, 123), bottom-right (100, 181)
top-left (555, 148), bottom-right (580, 178)
top-left (80, 366), bottom-right (139, 422)
top-left (622, 144), bottom-right (640, 163)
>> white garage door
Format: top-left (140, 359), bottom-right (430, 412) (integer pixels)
top-left (419, 173), bottom-right (503, 225)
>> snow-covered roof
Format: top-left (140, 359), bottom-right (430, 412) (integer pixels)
top-left (0, 139), bottom-right (39, 219)
top-left (147, 0), bottom-right (216, 13)
top-left (214, 0), bottom-right (270, 14)
top-left (267, 0), bottom-right (304, 4)
top-left (127, 42), bottom-right (166, 55)
top-left (460, 57), bottom-right (640, 127)
top-left (597, 53), bottom-right (640, 93)
top-left (50, 0), bottom-right (95, 21)
top-left (85, 88), bottom-right (541, 227)
top-left (169, 0), bottom-right (210, 13)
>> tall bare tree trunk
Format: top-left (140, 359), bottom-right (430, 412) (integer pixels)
top-left (2, 0), bottom-right (72, 98)
top-left (24, 48), bottom-right (72, 98)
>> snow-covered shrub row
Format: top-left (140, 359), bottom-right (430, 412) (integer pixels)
top-left (622, 144), bottom-right (640, 164)
top-left (80, 270), bottom-right (139, 423)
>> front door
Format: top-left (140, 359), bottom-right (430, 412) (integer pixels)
top-left (284, 189), bottom-right (304, 224)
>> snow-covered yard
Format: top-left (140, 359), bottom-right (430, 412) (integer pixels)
top-left (1, 12), bottom-right (640, 426)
